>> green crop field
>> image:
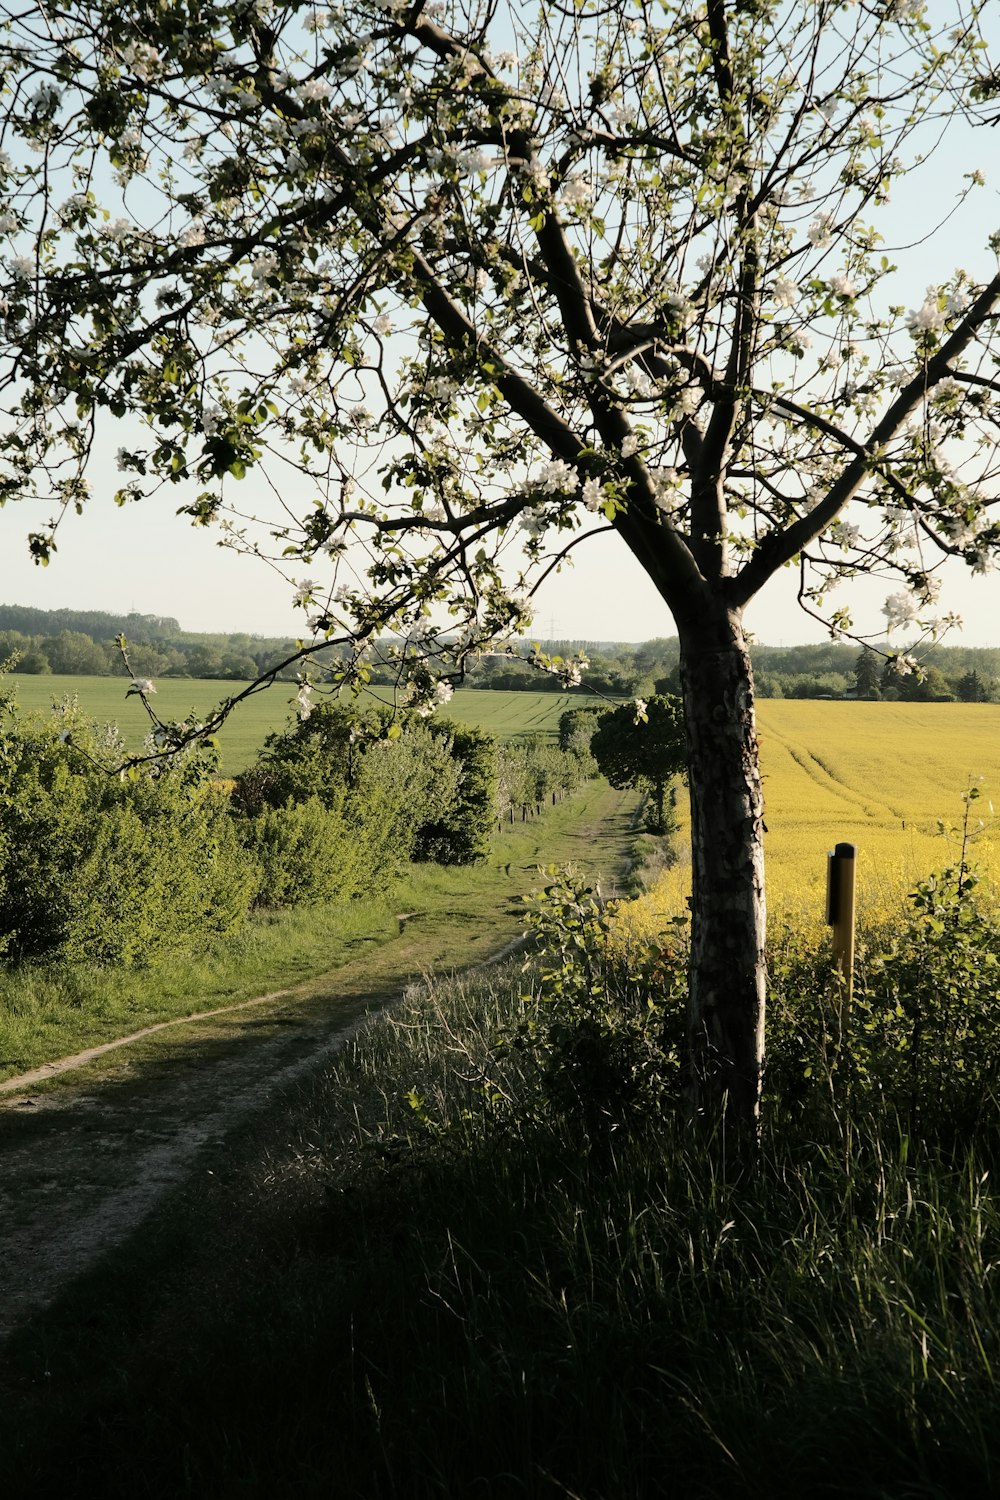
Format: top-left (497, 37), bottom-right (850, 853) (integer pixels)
top-left (5, 675), bottom-right (610, 772)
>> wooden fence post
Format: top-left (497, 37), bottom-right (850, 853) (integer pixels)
top-left (826, 841), bottom-right (857, 1013)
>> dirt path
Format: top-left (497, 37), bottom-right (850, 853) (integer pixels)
top-left (0, 786), bottom-right (642, 1343)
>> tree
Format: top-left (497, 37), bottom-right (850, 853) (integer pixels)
top-left (2, 2), bottom-right (1000, 1123)
top-left (854, 648), bottom-right (881, 700)
top-left (957, 668), bottom-right (991, 702)
top-left (590, 696), bottom-right (686, 836)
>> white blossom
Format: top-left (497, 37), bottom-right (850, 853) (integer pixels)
top-left (633, 697), bottom-right (648, 723)
top-left (581, 477), bottom-right (604, 512)
top-left (829, 521), bottom-right (860, 549)
top-left (295, 681), bottom-right (314, 720)
top-left (129, 677), bottom-right (156, 696)
top-left (772, 276), bottom-right (800, 309)
top-left (808, 212), bottom-right (835, 248)
top-left (456, 147), bottom-right (491, 176)
top-left (621, 434), bottom-right (639, 458)
top-left (292, 578), bottom-right (320, 607)
top-left (828, 274), bottom-right (856, 298)
top-left (178, 221), bottom-right (206, 250)
top-left (295, 77), bottom-right (332, 104)
top-left (434, 679), bottom-right (454, 703)
top-left (373, 312), bottom-right (392, 335)
top-left (120, 41), bottom-right (162, 80)
top-left (906, 296), bottom-right (945, 334)
top-left (9, 255), bottom-right (33, 280)
top-left (882, 590), bottom-right (920, 631)
top-left (251, 251), bottom-right (280, 283)
top-left (31, 81), bottom-right (62, 115)
top-left (535, 458), bottom-right (577, 494)
top-left (560, 177), bottom-right (591, 210)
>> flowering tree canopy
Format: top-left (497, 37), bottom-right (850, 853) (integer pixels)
top-left (1, 0), bottom-right (998, 1121)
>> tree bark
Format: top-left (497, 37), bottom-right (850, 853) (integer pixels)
top-left (678, 613), bottom-right (766, 1127)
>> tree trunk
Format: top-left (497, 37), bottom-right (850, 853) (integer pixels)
top-left (678, 614), bottom-right (766, 1127)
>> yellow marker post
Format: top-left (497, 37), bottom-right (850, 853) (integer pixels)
top-left (825, 841), bottom-right (857, 1012)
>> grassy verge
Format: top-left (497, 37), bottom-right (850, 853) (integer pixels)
top-left (0, 780), bottom-right (640, 1083)
top-left (5, 950), bottom-right (1000, 1498)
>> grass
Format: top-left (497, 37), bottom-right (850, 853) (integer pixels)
top-left (6, 941), bottom-right (1000, 1497)
top-left (0, 779), bottom-right (641, 1084)
top-left (7, 674), bottom-right (610, 772)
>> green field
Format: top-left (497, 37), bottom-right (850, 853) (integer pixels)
top-left (6, 675), bottom-right (608, 773)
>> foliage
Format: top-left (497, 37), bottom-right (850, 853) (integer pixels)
top-left (0, 703), bottom-right (255, 964)
top-left (16, 905), bottom-right (1000, 1498)
top-left (513, 870), bottom-right (685, 1135)
top-left (414, 722), bottom-right (498, 865)
top-left (5, 0), bottom-right (1000, 1116)
top-left (232, 698), bottom-right (465, 896)
top-left (589, 693), bottom-right (686, 833)
top-left (235, 794), bottom-right (364, 907)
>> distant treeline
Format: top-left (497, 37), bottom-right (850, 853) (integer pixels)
top-left (1, 605), bottom-right (999, 701)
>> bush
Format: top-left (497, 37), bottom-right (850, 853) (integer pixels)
top-left (237, 794), bottom-right (363, 907)
top-left (0, 704), bottom-right (256, 965)
top-left (233, 700), bottom-right (472, 902)
top-left (414, 723), bottom-right (498, 865)
top-left (512, 870), bottom-right (686, 1137)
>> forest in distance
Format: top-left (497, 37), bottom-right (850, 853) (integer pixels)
top-left (3, 602), bottom-right (1000, 702)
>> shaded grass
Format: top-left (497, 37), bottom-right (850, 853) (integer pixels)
top-left (5, 956), bottom-right (1000, 1498)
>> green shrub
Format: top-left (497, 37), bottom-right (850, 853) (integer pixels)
top-left (237, 794), bottom-right (361, 907)
top-left (512, 869), bottom-right (686, 1136)
top-left (414, 723), bottom-right (498, 864)
top-left (0, 704), bottom-right (256, 965)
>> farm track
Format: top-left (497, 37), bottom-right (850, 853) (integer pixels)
top-left (0, 785), bottom-right (640, 1346)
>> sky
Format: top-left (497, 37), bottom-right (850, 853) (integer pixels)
top-left (2, 12), bottom-right (1000, 650)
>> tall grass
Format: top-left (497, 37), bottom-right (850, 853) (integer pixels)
top-left (8, 897), bottom-right (1000, 1497)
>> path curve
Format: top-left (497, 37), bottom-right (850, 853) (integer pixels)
top-left (0, 784), bottom-right (641, 1345)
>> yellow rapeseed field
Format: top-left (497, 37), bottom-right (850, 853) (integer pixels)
top-left (620, 701), bottom-right (1000, 946)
